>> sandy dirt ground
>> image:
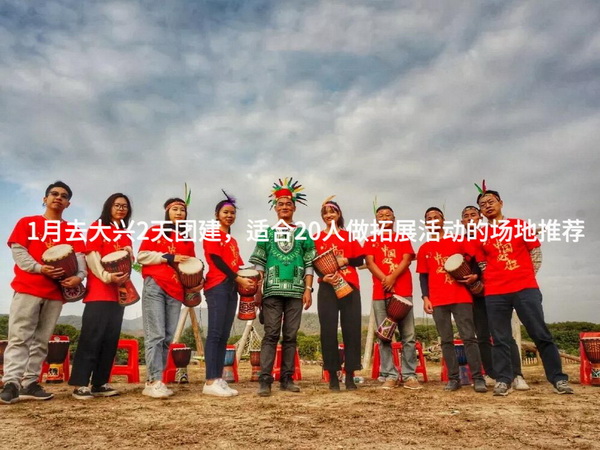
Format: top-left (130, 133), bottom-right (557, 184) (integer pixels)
top-left (1, 362), bottom-right (597, 450)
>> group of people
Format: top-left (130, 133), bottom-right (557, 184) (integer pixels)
top-left (0, 177), bottom-right (573, 405)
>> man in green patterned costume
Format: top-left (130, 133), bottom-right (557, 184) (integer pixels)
top-left (250, 178), bottom-right (316, 397)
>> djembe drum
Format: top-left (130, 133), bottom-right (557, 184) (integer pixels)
top-left (45, 337), bottom-right (70, 383)
top-left (237, 269), bottom-right (260, 320)
top-left (581, 337), bottom-right (600, 386)
top-left (375, 295), bottom-right (413, 343)
top-left (312, 249), bottom-right (353, 299)
top-left (101, 250), bottom-right (140, 306)
top-left (250, 350), bottom-right (261, 382)
top-left (176, 258), bottom-right (204, 307)
top-left (42, 244), bottom-right (86, 302)
top-left (443, 254), bottom-right (483, 295)
top-left (0, 340), bottom-right (7, 381)
top-left (171, 347), bottom-right (192, 384)
top-left (222, 347), bottom-right (236, 383)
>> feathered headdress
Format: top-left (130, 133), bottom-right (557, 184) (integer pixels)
top-left (269, 177), bottom-right (306, 208)
top-left (474, 179), bottom-right (487, 196)
top-left (220, 189), bottom-right (237, 208)
top-left (321, 195), bottom-right (339, 210)
top-left (372, 195), bottom-right (378, 216)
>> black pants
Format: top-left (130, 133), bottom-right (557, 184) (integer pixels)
top-left (259, 296), bottom-right (303, 382)
top-left (317, 283), bottom-right (362, 373)
top-left (432, 303), bottom-right (483, 381)
top-left (69, 301), bottom-right (124, 387)
top-left (472, 296), bottom-right (522, 379)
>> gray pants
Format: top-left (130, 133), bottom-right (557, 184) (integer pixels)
top-left (2, 292), bottom-right (63, 388)
top-left (373, 297), bottom-right (417, 380)
top-left (432, 303), bottom-right (483, 381)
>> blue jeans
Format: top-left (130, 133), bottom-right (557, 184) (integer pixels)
top-left (372, 297), bottom-right (417, 380)
top-left (486, 288), bottom-right (567, 385)
top-left (204, 280), bottom-right (238, 380)
top-left (142, 277), bottom-right (182, 382)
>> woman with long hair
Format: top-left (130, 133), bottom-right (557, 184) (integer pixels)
top-left (314, 197), bottom-right (364, 390)
top-left (138, 197), bottom-right (201, 399)
top-left (70, 193), bottom-right (133, 400)
top-left (202, 191), bottom-right (255, 397)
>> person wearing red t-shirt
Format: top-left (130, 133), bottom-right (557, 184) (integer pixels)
top-left (461, 205), bottom-right (529, 391)
top-left (417, 207), bottom-right (486, 393)
top-left (69, 193), bottom-right (134, 400)
top-left (202, 191), bottom-right (254, 397)
top-left (474, 188), bottom-right (572, 396)
top-left (137, 197), bottom-right (201, 399)
top-left (1, 181), bottom-right (86, 405)
top-left (314, 198), bottom-right (364, 391)
top-left (365, 205), bottom-right (421, 390)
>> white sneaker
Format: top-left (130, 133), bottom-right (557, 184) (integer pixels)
top-left (142, 380), bottom-right (171, 399)
top-left (218, 378), bottom-right (238, 396)
top-left (484, 375), bottom-right (496, 387)
top-left (512, 375), bottom-right (530, 391)
top-left (203, 380), bottom-right (233, 397)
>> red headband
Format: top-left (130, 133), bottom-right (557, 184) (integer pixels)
top-left (165, 201), bottom-right (186, 211)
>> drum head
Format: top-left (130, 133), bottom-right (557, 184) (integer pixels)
top-left (443, 253), bottom-right (465, 272)
top-left (238, 269), bottom-right (259, 278)
top-left (101, 250), bottom-right (129, 263)
top-left (179, 257), bottom-right (204, 274)
top-left (42, 244), bottom-right (74, 262)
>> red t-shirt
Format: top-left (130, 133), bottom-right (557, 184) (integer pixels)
top-left (365, 234), bottom-right (415, 299)
top-left (84, 220), bottom-right (134, 303)
top-left (416, 237), bottom-right (473, 307)
top-left (7, 215), bottom-right (85, 301)
top-left (139, 226), bottom-right (197, 301)
top-left (314, 229), bottom-right (363, 289)
top-left (203, 230), bottom-right (243, 292)
top-left (472, 218), bottom-right (540, 295)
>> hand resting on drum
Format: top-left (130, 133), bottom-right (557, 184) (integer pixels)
top-left (41, 265), bottom-right (65, 279)
top-left (236, 276), bottom-right (256, 291)
top-left (60, 275), bottom-right (83, 287)
top-left (109, 271), bottom-right (130, 285)
top-left (323, 273), bottom-right (341, 285)
top-left (173, 254), bottom-right (190, 263)
top-left (456, 273), bottom-right (478, 285)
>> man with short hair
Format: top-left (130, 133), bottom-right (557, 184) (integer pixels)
top-left (474, 186), bottom-right (572, 396)
top-left (1, 181), bottom-right (86, 404)
top-left (249, 178), bottom-right (316, 397)
top-left (461, 205), bottom-right (529, 391)
top-left (365, 205), bottom-right (421, 390)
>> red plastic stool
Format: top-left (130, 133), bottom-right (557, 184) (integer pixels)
top-left (371, 341), bottom-right (428, 382)
top-left (272, 345), bottom-right (302, 381)
top-left (322, 344), bottom-right (345, 382)
top-left (163, 343), bottom-right (189, 384)
top-left (221, 345), bottom-right (239, 383)
top-left (110, 339), bottom-right (140, 383)
top-left (39, 335), bottom-right (70, 383)
top-left (580, 331), bottom-right (600, 385)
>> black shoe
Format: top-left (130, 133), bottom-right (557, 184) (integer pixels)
top-left (328, 371), bottom-right (340, 391)
top-left (19, 382), bottom-right (53, 401)
top-left (345, 371), bottom-right (357, 391)
top-left (473, 378), bottom-right (488, 393)
top-left (257, 381), bottom-right (271, 397)
top-left (72, 387), bottom-right (94, 400)
top-left (280, 377), bottom-right (300, 393)
top-left (0, 383), bottom-right (20, 404)
top-left (91, 384), bottom-right (119, 397)
top-left (444, 379), bottom-right (461, 391)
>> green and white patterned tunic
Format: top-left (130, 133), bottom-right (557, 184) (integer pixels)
top-left (249, 225), bottom-right (316, 299)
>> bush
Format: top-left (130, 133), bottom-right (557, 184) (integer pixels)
top-left (297, 334), bottom-right (321, 360)
top-left (520, 322), bottom-right (600, 356)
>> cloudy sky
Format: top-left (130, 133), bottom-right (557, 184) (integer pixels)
top-left (1, 0), bottom-right (598, 323)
